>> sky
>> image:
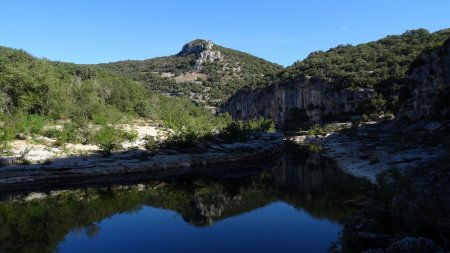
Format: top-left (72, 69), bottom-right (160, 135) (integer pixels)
top-left (1, 0), bottom-right (450, 66)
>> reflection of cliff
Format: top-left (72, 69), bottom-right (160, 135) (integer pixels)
top-left (178, 183), bottom-right (277, 226)
top-left (0, 146), bottom-right (369, 253)
top-left (170, 146), bottom-right (369, 226)
top-left (271, 146), bottom-right (370, 222)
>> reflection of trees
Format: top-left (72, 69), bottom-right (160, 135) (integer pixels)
top-left (85, 223), bottom-right (101, 239)
top-left (0, 145), bottom-right (369, 253)
top-left (0, 188), bottom-right (149, 253)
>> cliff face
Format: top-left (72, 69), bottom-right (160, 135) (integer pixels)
top-left (221, 76), bottom-right (373, 127)
top-left (398, 39), bottom-right (450, 120)
top-left (223, 38), bottom-right (450, 126)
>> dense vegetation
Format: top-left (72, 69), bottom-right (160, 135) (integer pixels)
top-left (280, 28), bottom-right (450, 113)
top-left (0, 46), bottom-right (235, 151)
top-left (3, 29), bottom-right (449, 149)
top-left (101, 40), bottom-right (282, 105)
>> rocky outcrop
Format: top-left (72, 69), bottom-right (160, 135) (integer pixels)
top-left (0, 132), bottom-right (284, 189)
top-left (221, 76), bottom-right (373, 127)
top-left (177, 40), bottom-right (223, 71)
top-left (177, 40), bottom-right (214, 56)
top-left (321, 121), bottom-right (447, 182)
top-left (398, 38), bottom-right (450, 120)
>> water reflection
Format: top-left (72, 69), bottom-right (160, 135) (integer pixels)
top-left (0, 144), bottom-right (369, 253)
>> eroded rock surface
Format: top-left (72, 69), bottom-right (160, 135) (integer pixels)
top-left (398, 39), bottom-right (450, 120)
top-left (222, 76), bottom-right (373, 127)
top-left (0, 132), bottom-right (284, 188)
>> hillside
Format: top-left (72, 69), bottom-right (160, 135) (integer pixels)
top-left (101, 40), bottom-right (282, 106)
top-left (222, 28), bottom-right (450, 128)
top-left (0, 46), bottom-right (232, 149)
top-left (281, 28), bottom-right (450, 110)
top-left (324, 37), bottom-right (450, 253)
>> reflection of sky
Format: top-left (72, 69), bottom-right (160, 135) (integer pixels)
top-left (57, 201), bottom-right (340, 253)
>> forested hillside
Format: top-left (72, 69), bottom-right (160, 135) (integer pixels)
top-left (0, 46), bottom-right (232, 148)
top-left (102, 40), bottom-right (282, 105)
top-left (280, 28), bottom-right (450, 111)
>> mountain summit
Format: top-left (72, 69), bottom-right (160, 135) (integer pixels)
top-left (177, 40), bottom-right (223, 71)
top-left (177, 39), bottom-right (214, 56)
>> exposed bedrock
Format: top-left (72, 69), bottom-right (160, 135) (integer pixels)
top-left (398, 39), bottom-right (450, 120)
top-left (221, 76), bottom-right (373, 127)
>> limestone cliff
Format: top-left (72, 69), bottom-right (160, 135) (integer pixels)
top-left (221, 76), bottom-right (373, 127)
top-left (398, 38), bottom-right (450, 120)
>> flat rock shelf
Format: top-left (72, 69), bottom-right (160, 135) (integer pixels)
top-left (0, 132), bottom-right (284, 190)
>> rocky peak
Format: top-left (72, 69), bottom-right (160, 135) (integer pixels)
top-left (177, 39), bottom-right (214, 56)
top-left (177, 39), bottom-right (223, 71)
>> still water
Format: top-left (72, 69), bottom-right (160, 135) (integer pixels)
top-left (0, 145), bottom-right (368, 253)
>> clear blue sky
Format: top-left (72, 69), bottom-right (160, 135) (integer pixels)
top-left (1, 0), bottom-right (450, 66)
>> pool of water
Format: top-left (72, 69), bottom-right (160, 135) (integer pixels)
top-left (0, 145), bottom-right (368, 253)
top-left (57, 202), bottom-right (340, 253)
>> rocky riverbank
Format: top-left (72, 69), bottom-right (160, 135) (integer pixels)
top-left (287, 119), bottom-right (450, 252)
top-left (0, 132), bottom-right (284, 190)
top-left (0, 121), bottom-right (166, 166)
top-left (288, 119), bottom-right (448, 183)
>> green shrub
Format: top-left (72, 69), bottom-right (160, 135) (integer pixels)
top-left (59, 123), bottom-right (80, 144)
top-left (15, 115), bottom-right (48, 136)
top-left (93, 126), bottom-right (123, 152)
top-left (247, 117), bottom-right (276, 132)
top-left (42, 128), bottom-right (63, 139)
top-left (163, 129), bottom-right (199, 149)
top-left (218, 117), bottom-right (275, 143)
top-left (134, 101), bottom-right (153, 118)
top-left (358, 93), bottom-right (387, 116)
top-left (143, 135), bottom-right (160, 152)
top-left (121, 130), bottom-right (138, 142)
top-left (0, 125), bottom-right (16, 143)
top-left (92, 106), bottom-right (125, 125)
top-left (219, 122), bottom-right (248, 142)
top-left (307, 124), bottom-right (341, 136)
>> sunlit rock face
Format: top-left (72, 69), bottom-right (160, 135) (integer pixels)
top-left (177, 40), bottom-right (214, 56)
top-left (177, 39), bottom-right (223, 71)
top-left (398, 39), bottom-right (450, 120)
top-left (221, 76), bottom-right (373, 127)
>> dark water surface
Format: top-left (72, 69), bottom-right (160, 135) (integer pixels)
top-left (0, 145), bottom-right (369, 253)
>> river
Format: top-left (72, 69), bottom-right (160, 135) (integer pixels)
top-left (0, 144), bottom-right (369, 253)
